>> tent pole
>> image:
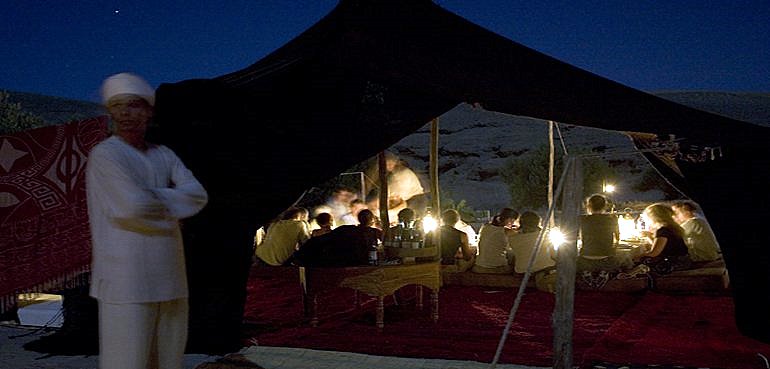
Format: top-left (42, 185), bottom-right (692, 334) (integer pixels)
top-left (553, 156), bottom-right (582, 369)
top-left (489, 157), bottom-right (573, 369)
top-left (359, 171), bottom-right (366, 205)
top-left (378, 152), bottom-right (390, 232)
top-left (430, 117), bottom-right (440, 259)
top-left (548, 121), bottom-right (555, 227)
top-left (430, 117), bottom-right (440, 213)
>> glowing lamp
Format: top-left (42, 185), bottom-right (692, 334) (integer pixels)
top-left (422, 215), bottom-right (438, 233)
top-left (602, 183), bottom-right (616, 193)
top-left (617, 215), bottom-right (638, 240)
top-left (548, 228), bottom-right (566, 250)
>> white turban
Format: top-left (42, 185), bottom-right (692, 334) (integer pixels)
top-left (101, 72), bottom-right (155, 106)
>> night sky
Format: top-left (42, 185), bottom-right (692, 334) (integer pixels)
top-left (2, 1), bottom-right (768, 103)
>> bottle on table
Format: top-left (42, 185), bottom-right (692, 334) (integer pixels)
top-left (412, 227), bottom-right (424, 249)
top-left (368, 239), bottom-right (379, 266)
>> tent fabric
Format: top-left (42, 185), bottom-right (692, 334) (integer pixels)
top-left (152, 0), bottom-right (770, 349)
top-left (0, 117), bottom-right (108, 313)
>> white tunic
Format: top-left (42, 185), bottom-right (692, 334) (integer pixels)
top-left (388, 166), bottom-right (424, 202)
top-left (475, 224), bottom-right (510, 268)
top-left (87, 136), bottom-right (208, 303)
top-left (455, 221), bottom-right (478, 247)
top-left (509, 231), bottom-right (555, 274)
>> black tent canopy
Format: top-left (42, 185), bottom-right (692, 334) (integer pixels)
top-left (154, 0), bottom-right (770, 351)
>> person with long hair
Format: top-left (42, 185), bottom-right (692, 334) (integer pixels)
top-left (640, 203), bottom-right (691, 273)
top-left (472, 208), bottom-right (518, 274)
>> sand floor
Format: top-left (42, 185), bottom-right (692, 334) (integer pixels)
top-left (0, 323), bottom-right (217, 369)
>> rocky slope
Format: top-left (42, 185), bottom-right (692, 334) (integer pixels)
top-left (389, 92), bottom-right (770, 213)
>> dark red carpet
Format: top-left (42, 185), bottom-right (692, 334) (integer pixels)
top-left (243, 267), bottom-right (770, 368)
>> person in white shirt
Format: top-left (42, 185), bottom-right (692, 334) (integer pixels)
top-left (325, 186), bottom-right (357, 221)
top-left (87, 72), bottom-right (208, 369)
top-left (339, 199), bottom-right (367, 225)
top-left (374, 152), bottom-right (427, 221)
top-left (671, 201), bottom-right (721, 262)
top-left (472, 208), bottom-right (518, 274)
top-left (509, 212), bottom-right (554, 274)
top-left (455, 219), bottom-right (478, 248)
top-left (386, 156), bottom-right (425, 209)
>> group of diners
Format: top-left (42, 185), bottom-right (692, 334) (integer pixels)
top-left (253, 190), bottom-right (722, 289)
top-left (467, 208), bottom-right (558, 292)
top-left (476, 196), bottom-right (719, 270)
top-left (577, 195), bottom-right (721, 276)
top-left (252, 202), bottom-right (467, 268)
top-left (447, 195), bottom-right (719, 291)
top-left (253, 204), bottom-right (381, 267)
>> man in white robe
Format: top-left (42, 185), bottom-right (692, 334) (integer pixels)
top-left (87, 72), bottom-right (208, 369)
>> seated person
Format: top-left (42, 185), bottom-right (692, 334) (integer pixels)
top-left (255, 207), bottom-right (311, 266)
top-left (311, 212), bottom-right (334, 238)
top-left (337, 208), bottom-right (383, 241)
top-left (364, 188), bottom-right (388, 225)
top-left (577, 194), bottom-right (633, 273)
top-left (339, 199), bottom-right (367, 225)
top-left (639, 203), bottom-right (692, 273)
top-left (291, 209), bottom-right (382, 267)
top-left (472, 208), bottom-right (518, 274)
top-left (671, 201), bottom-right (721, 262)
top-left (455, 218), bottom-right (478, 248)
top-left (389, 207), bottom-right (416, 234)
top-left (508, 211), bottom-right (556, 292)
top-left (425, 209), bottom-right (475, 271)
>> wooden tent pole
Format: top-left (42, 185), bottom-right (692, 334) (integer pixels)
top-left (430, 118), bottom-right (440, 258)
top-left (553, 156), bottom-right (582, 369)
top-left (359, 171), bottom-right (366, 206)
top-left (378, 152), bottom-right (390, 232)
top-left (548, 121), bottom-right (555, 227)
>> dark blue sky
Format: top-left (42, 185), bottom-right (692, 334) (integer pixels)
top-left (2, 1), bottom-right (768, 103)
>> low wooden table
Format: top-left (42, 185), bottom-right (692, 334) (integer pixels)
top-left (617, 241), bottom-right (647, 262)
top-left (299, 262), bottom-right (440, 329)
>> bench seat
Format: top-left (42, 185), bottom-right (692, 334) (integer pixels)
top-left (441, 267), bottom-right (534, 288)
top-left (441, 259), bottom-right (729, 293)
top-left (653, 266), bottom-right (729, 292)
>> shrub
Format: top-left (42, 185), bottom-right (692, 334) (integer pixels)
top-left (501, 144), bottom-right (617, 209)
top-left (0, 91), bottom-right (46, 134)
top-left (439, 191), bottom-right (476, 223)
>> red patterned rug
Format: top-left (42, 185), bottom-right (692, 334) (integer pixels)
top-left (0, 118), bottom-right (108, 313)
top-left (243, 267), bottom-right (770, 368)
top-left (582, 292), bottom-right (770, 368)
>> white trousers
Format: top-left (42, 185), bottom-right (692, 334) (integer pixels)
top-left (98, 298), bottom-right (188, 369)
